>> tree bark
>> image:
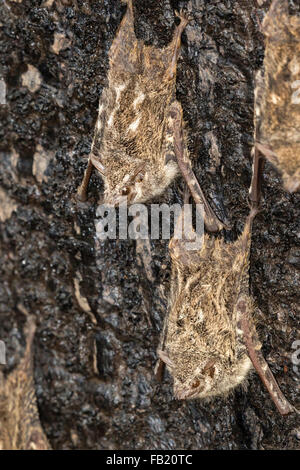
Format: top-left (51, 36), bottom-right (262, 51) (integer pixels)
top-left (0, 0), bottom-right (299, 450)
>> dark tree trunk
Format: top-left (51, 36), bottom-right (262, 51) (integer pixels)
top-left (0, 0), bottom-right (299, 450)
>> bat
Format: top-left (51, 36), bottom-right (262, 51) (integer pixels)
top-left (0, 316), bottom-right (50, 450)
top-left (156, 103), bottom-right (297, 416)
top-left (77, 0), bottom-right (224, 232)
top-left (250, 0), bottom-right (300, 201)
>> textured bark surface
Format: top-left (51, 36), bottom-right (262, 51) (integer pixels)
top-left (0, 0), bottom-right (299, 450)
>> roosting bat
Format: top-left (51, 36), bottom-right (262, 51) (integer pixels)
top-left (250, 0), bottom-right (300, 200)
top-left (156, 103), bottom-right (297, 416)
top-left (77, 0), bottom-right (223, 231)
top-left (0, 316), bottom-right (50, 450)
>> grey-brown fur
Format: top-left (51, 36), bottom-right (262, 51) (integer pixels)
top-left (157, 191), bottom-right (296, 415)
top-left (0, 317), bottom-right (50, 450)
top-left (250, 0), bottom-right (300, 195)
top-left (158, 206), bottom-right (255, 400)
top-left (77, 0), bottom-right (225, 232)
top-left (77, 0), bottom-right (188, 205)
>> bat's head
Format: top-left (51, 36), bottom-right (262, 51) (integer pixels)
top-left (160, 345), bottom-right (252, 401)
top-left (102, 160), bottom-right (178, 206)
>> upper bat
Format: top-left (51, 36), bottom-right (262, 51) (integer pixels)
top-left (77, 0), bottom-right (190, 205)
top-left (77, 0), bottom-right (226, 232)
top-left (253, 0), bottom-right (300, 193)
top-left (0, 316), bottom-right (50, 450)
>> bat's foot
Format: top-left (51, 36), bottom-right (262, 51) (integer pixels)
top-left (76, 188), bottom-right (88, 202)
top-left (175, 9), bottom-right (192, 28)
top-left (157, 350), bottom-right (174, 368)
top-left (165, 10), bottom-right (190, 81)
top-left (76, 158), bottom-right (94, 202)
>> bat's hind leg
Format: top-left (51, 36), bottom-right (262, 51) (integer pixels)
top-left (76, 158), bottom-right (94, 202)
top-left (166, 101), bottom-right (226, 232)
top-left (165, 10), bottom-right (190, 81)
top-left (249, 146), bottom-right (265, 208)
top-left (236, 296), bottom-right (297, 416)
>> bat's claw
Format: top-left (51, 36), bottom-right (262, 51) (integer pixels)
top-left (157, 350), bottom-right (174, 369)
top-left (76, 188), bottom-right (88, 202)
top-left (175, 9), bottom-right (192, 26)
top-left (154, 358), bottom-right (165, 382)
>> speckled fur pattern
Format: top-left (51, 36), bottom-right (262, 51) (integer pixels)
top-left (0, 317), bottom-right (50, 450)
top-left (158, 197), bottom-right (297, 415)
top-left (255, 0), bottom-right (300, 192)
top-left (80, 0), bottom-right (190, 205)
top-left (158, 211), bottom-right (255, 400)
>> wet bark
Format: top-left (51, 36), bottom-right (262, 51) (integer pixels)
top-left (0, 0), bottom-right (299, 450)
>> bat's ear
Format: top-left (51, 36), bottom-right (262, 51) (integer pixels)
top-left (90, 156), bottom-right (105, 176)
top-left (262, 0), bottom-right (289, 37)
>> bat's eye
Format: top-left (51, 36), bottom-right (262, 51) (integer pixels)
top-left (121, 186), bottom-right (130, 196)
top-left (136, 174), bottom-right (143, 183)
top-left (191, 379), bottom-right (200, 389)
top-left (206, 366), bottom-right (215, 378)
top-left (202, 360), bottom-right (216, 378)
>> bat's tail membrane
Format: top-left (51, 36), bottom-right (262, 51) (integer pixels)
top-left (109, 0), bottom-right (141, 75)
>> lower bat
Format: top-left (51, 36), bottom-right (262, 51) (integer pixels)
top-left (155, 103), bottom-right (297, 416)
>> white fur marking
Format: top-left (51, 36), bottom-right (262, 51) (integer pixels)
top-left (106, 83), bottom-right (127, 129)
top-left (115, 83), bottom-right (126, 102)
top-left (97, 118), bottom-right (102, 131)
top-left (164, 162), bottom-right (178, 182)
top-left (289, 57), bottom-right (300, 76)
top-left (98, 103), bottom-right (104, 116)
top-left (108, 113), bottom-right (114, 127)
top-left (291, 80), bottom-right (300, 104)
top-left (198, 309), bottom-right (204, 322)
top-left (96, 105), bottom-right (104, 130)
top-left (133, 92), bottom-right (145, 109)
top-left (128, 116), bottom-right (141, 133)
